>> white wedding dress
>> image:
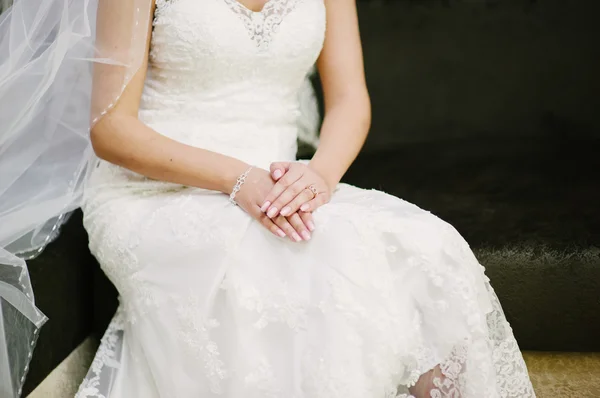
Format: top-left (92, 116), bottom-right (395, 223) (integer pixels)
top-left (76, 0), bottom-right (535, 397)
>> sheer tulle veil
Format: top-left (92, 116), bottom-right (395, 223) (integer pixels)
top-left (0, 0), bottom-right (152, 395)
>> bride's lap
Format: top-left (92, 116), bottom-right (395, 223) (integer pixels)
top-left (83, 182), bottom-right (490, 334)
top-left (83, 183), bottom-right (488, 298)
top-left (83, 188), bottom-right (250, 307)
top-left (84, 183), bottom-right (465, 274)
top-left (81, 183), bottom-right (511, 396)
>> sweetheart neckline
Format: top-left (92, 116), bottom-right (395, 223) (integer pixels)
top-left (230, 0), bottom-right (275, 14)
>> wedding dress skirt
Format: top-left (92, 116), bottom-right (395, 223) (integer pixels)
top-left (76, 0), bottom-right (535, 397)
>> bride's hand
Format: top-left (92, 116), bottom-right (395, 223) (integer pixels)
top-left (260, 162), bottom-right (331, 220)
top-left (234, 167), bottom-right (314, 242)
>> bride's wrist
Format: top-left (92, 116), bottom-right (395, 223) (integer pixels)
top-left (219, 161), bottom-right (251, 195)
top-left (308, 162), bottom-right (339, 193)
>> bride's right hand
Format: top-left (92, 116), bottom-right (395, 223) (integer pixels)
top-left (233, 168), bottom-right (314, 242)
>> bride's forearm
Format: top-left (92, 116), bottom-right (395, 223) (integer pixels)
top-left (309, 94), bottom-right (371, 189)
top-left (91, 113), bottom-right (248, 194)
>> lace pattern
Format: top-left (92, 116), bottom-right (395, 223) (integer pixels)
top-left (81, 189), bottom-right (535, 397)
top-left (223, 0), bottom-right (303, 49)
top-left (174, 292), bottom-right (228, 394)
top-left (224, 271), bottom-right (309, 331)
top-left (75, 309), bottom-right (125, 398)
top-left (244, 357), bottom-right (281, 397)
top-left (155, 0), bottom-right (303, 50)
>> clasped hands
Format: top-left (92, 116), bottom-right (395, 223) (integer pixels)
top-left (233, 162), bottom-right (332, 242)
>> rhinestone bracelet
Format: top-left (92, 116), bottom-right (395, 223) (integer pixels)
top-left (229, 165), bottom-right (254, 205)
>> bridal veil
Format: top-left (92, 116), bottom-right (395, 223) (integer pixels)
top-left (0, 1), bottom-right (152, 395)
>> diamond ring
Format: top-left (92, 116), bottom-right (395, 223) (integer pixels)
top-left (307, 184), bottom-right (318, 198)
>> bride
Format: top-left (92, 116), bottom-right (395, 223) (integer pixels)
top-left (0, 0), bottom-right (535, 397)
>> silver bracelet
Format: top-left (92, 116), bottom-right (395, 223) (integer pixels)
top-left (229, 165), bottom-right (254, 205)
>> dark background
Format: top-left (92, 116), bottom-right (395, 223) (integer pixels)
top-left (356, 0), bottom-right (599, 150)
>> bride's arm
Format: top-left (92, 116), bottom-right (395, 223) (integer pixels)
top-left (258, 0), bottom-right (370, 218)
top-left (91, 1), bottom-right (312, 241)
top-left (91, 3), bottom-right (246, 194)
top-left (92, 104), bottom-right (247, 194)
top-left (309, 0), bottom-right (371, 188)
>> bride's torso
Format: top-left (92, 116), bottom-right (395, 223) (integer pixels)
top-left (85, 0), bottom-right (325, 193)
top-left (138, 0), bottom-right (326, 166)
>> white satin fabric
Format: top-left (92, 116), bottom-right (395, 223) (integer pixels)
top-left (77, 0), bottom-right (535, 397)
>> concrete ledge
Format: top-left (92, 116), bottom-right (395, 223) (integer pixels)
top-left (524, 352), bottom-right (600, 397)
top-left (27, 337), bottom-right (98, 398)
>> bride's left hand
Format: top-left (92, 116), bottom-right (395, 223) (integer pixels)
top-left (260, 162), bottom-right (332, 219)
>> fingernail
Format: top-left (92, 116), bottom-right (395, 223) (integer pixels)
top-left (307, 221), bottom-right (315, 231)
top-left (267, 207), bottom-right (278, 218)
top-left (273, 169), bottom-right (283, 179)
top-left (276, 229), bottom-right (286, 238)
top-left (292, 232), bottom-right (302, 242)
top-left (301, 231), bottom-right (311, 240)
top-left (280, 206), bottom-right (291, 216)
top-left (260, 201), bottom-right (271, 212)
top-left (300, 203), bottom-right (309, 212)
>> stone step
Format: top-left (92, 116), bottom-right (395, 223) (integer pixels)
top-left (27, 336), bottom-right (600, 398)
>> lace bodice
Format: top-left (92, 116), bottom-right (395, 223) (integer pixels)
top-left (136, 0), bottom-right (325, 167)
top-left (151, 0), bottom-right (324, 84)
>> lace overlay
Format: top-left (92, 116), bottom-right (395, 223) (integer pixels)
top-left (223, 0), bottom-right (303, 49)
top-left (80, 1), bottom-right (535, 397)
top-left (174, 292), bottom-right (228, 394)
top-left (75, 310), bottom-right (125, 398)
